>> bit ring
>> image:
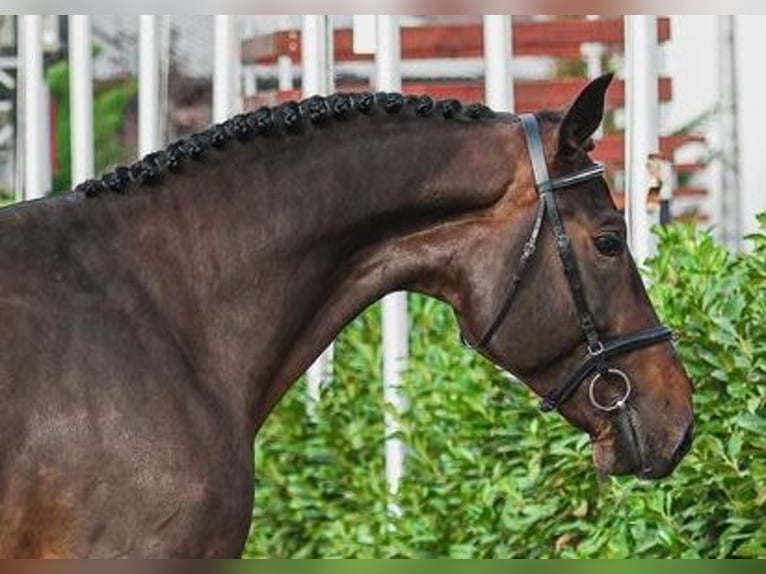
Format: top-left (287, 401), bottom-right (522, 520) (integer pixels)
top-left (589, 369), bottom-right (632, 412)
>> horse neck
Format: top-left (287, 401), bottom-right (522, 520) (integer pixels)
top-left (48, 117), bottom-right (516, 433)
top-left (240, 118), bottom-right (517, 429)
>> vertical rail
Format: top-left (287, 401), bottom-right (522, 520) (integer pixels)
top-left (241, 17), bottom-right (258, 99)
top-left (352, 15), bottom-right (377, 55)
top-left (733, 16), bottom-right (766, 238)
top-left (325, 17), bottom-right (335, 94)
top-left (303, 15), bottom-right (335, 406)
top-left (138, 15), bottom-right (162, 157)
top-left (69, 15), bottom-right (94, 185)
top-left (277, 16), bottom-right (294, 92)
top-left (277, 56), bottom-right (293, 92)
top-left (213, 15), bottom-right (240, 124)
top-left (624, 16), bottom-right (660, 265)
top-left (11, 17), bottom-right (23, 202)
top-left (483, 15), bottom-right (514, 112)
top-left (302, 16), bottom-right (332, 96)
top-left (20, 15), bottom-right (47, 201)
top-left (718, 16), bottom-right (742, 250)
top-left (376, 15), bottom-right (407, 507)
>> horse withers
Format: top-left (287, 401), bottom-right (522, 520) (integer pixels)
top-left (0, 74), bottom-right (692, 557)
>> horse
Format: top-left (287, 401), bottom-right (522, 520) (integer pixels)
top-left (0, 73), bottom-right (693, 558)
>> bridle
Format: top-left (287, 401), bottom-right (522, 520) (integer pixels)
top-left (464, 113), bottom-right (673, 414)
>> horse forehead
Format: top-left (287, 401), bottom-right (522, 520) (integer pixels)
top-left (555, 184), bottom-right (611, 224)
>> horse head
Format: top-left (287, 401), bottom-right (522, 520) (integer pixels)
top-left (453, 74), bottom-right (693, 478)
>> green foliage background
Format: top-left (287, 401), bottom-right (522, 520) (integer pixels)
top-left (245, 219), bottom-right (766, 558)
top-left (46, 59), bottom-right (136, 193)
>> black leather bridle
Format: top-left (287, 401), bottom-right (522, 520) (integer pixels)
top-left (465, 113), bottom-right (673, 414)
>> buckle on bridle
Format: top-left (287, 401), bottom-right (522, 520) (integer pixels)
top-left (588, 340), bottom-right (605, 357)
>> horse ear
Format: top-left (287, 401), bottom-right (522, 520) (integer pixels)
top-left (557, 73), bottom-right (614, 158)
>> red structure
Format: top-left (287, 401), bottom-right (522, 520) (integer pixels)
top-left (243, 18), bottom-right (672, 63)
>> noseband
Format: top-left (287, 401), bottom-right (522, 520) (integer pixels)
top-left (466, 113), bottom-right (673, 414)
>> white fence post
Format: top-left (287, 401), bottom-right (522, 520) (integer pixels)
top-left (20, 15), bottom-right (49, 201)
top-left (276, 17), bottom-right (295, 92)
top-left (717, 16), bottom-right (742, 250)
top-left (138, 15), bottom-right (163, 157)
top-left (376, 15), bottom-right (408, 509)
top-left (353, 15), bottom-right (377, 55)
top-left (213, 15), bottom-right (240, 124)
top-left (69, 15), bottom-right (94, 185)
top-left (303, 15), bottom-right (336, 407)
top-left (483, 15), bottom-right (514, 112)
top-left (302, 16), bottom-right (334, 96)
top-left (624, 16), bottom-right (660, 265)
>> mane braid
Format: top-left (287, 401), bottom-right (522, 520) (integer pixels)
top-left (74, 92), bottom-right (511, 199)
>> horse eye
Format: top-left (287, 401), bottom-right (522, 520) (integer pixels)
top-left (594, 234), bottom-right (625, 257)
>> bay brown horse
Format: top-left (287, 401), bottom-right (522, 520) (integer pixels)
top-left (0, 74), bottom-right (692, 557)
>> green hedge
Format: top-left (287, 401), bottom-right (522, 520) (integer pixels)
top-left (47, 59), bottom-right (136, 193)
top-left (245, 217), bottom-right (766, 558)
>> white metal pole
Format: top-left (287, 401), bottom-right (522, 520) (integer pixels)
top-left (213, 15), bottom-right (240, 124)
top-left (20, 15), bottom-right (47, 201)
top-left (302, 16), bottom-right (326, 96)
top-left (39, 82), bottom-right (51, 194)
top-left (353, 15), bottom-right (377, 55)
top-left (718, 16), bottom-right (742, 250)
top-left (325, 17), bottom-right (335, 94)
top-left (304, 15), bottom-right (335, 406)
top-left (624, 16), bottom-right (660, 265)
top-left (376, 15), bottom-right (407, 505)
top-left (483, 15), bottom-right (514, 112)
top-left (69, 15), bottom-right (94, 185)
top-left (277, 16), bottom-right (294, 92)
top-left (376, 16), bottom-right (401, 93)
top-left (277, 56), bottom-right (293, 92)
top-left (139, 15), bottom-right (162, 157)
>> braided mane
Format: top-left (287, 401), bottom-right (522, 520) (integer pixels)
top-left (74, 92), bottom-right (501, 199)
